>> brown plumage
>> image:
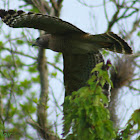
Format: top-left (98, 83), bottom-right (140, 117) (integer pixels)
top-left (0, 9), bottom-right (133, 135)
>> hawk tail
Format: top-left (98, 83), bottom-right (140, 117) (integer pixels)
top-left (100, 32), bottom-right (132, 54)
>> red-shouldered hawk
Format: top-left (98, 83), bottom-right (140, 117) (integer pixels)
top-left (0, 9), bottom-right (132, 95)
top-left (1, 10), bottom-right (133, 91)
top-left (0, 10), bottom-right (132, 97)
top-left (0, 9), bottom-right (133, 98)
top-left (0, 9), bottom-right (132, 136)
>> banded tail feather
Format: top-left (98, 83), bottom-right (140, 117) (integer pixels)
top-left (105, 32), bottom-right (132, 54)
top-left (91, 32), bottom-right (133, 54)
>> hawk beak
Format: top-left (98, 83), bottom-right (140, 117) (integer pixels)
top-left (32, 41), bottom-right (37, 47)
top-left (32, 43), bottom-right (36, 46)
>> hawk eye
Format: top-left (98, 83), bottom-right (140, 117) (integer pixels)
top-left (36, 37), bottom-right (40, 40)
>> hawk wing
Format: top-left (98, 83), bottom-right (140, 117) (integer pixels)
top-left (0, 9), bottom-right (132, 54)
top-left (0, 9), bottom-right (85, 35)
top-left (63, 52), bottom-right (97, 97)
top-left (63, 51), bottom-right (110, 97)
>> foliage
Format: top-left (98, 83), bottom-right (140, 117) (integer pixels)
top-left (64, 63), bottom-right (115, 140)
top-left (115, 109), bottom-right (140, 140)
top-left (64, 63), bottom-right (140, 140)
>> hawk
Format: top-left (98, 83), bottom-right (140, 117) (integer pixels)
top-left (0, 9), bottom-right (132, 98)
top-left (0, 9), bottom-right (132, 136)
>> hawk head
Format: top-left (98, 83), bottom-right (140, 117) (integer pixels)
top-left (32, 34), bottom-right (50, 49)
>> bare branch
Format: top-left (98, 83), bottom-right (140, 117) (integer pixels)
top-left (107, 8), bottom-right (120, 32)
top-left (50, 0), bottom-right (58, 12)
top-left (103, 0), bottom-right (109, 23)
top-left (57, 0), bottom-right (63, 7)
top-left (127, 85), bottom-right (140, 92)
top-left (27, 118), bottom-right (60, 140)
top-left (37, 47), bottom-right (49, 139)
top-left (0, 91), bottom-right (3, 121)
top-left (107, 0), bottom-right (140, 32)
top-left (124, 19), bottom-right (140, 40)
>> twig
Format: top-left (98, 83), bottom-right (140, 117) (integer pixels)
top-left (103, 0), bottom-right (109, 23)
top-left (0, 46), bottom-right (63, 73)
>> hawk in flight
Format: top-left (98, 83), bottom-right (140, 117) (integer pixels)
top-left (0, 9), bottom-right (132, 98)
top-left (0, 9), bottom-right (133, 136)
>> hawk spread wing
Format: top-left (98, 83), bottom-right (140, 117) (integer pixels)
top-left (0, 9), bottom-right (132, 54)
top-left (0, 9), bottom-right (85, 34)
top-left (63, 51), bottom-right (108, 97)
top-left (0, 9), bottom-right (132, 98)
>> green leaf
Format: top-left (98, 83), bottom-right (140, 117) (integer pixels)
top-left (28, 65), bottom-right (37, 73)
top-left (31, 76), bottom-right (39, 83)
top-left (16, 40), bottom-right (24, 45)
top-left (91, 62), bottom-right (104, 73)
top-left (102, 49), bottom-right (110, 57)
top-left (137, 31), bottom-right (140, 37)
top-left (0, 41), bottom-right (3, 46)
top-left (20, 79), bottom-right (31, 89)
top-left (131, 109), bottom-right (140, 129)
top-left (32, 97), bottom-right (38, 104)
top-left (51, 72), bottom-right (57, 78)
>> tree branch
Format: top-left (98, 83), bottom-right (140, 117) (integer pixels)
top-left (37, 48), bottom-right (49, 139)
top-left (0, 45), bottom-right (62, 73)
